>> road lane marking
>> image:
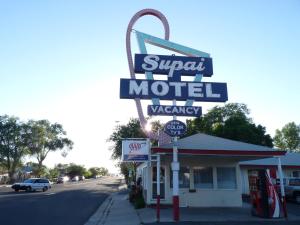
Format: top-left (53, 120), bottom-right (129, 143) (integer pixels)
top-left (45, 192), bottom-right (56, 196)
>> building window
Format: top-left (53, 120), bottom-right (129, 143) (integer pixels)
top-left (152, 167), bottom-right (165, 199)
top-left (194, 167), bottom-right (213, 189)
top-left (170, 166), bottom-right (190, 188)
top-left (217, 167), bottom-right (237, 189)
top-left (292, 171), bottom-right (300, 178)
top-left (142, 167), bottom-right (147, 188)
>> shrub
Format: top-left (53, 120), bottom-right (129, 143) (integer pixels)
top-left (134, 194), bottom-right (145, 209)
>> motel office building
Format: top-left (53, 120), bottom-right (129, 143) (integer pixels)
top-left (137, 133), bottom-right (286, 207)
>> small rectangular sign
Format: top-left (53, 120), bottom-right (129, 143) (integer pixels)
top-left (134, 54), bottom-right (213, 77)
top-left (122, 139), bottom-right (150, 162)
top-left (120, 78), bottom-right (228, 102)
top-left (148, 105), bottom-right (202, 117)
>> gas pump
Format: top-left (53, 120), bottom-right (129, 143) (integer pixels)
top-left (249, 169), bottom-right (283, 218)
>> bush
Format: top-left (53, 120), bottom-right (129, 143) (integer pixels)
top-left (128, 184), bottom-right (146, 209)
top-left (134, 194), bottom-right (145, 209)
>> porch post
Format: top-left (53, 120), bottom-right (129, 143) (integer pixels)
top-left (172, 99), bottom-right (180, 221)
top-left (277, 156), bottom-right (287, 218)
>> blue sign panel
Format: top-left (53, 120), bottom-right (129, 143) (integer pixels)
top-left (164, 120), bottom-right (187, 137)
top-left (123, 155), bottom-right (149, 161)
top-left (148, 105), bottom-right (202, 117)
top-left (135, 54), bottom-right (213, 78)
top-left (120, 79), bottom-right (228, 102)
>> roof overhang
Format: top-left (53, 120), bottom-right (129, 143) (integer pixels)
top-left (240, 164), bottom-right (300, 169)
top-left (152, 147), bottom-right (286, 162)
top-left (153, 147), bottom-right (286, 156)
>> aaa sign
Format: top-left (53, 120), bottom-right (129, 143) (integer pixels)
top-left (121, 139), bottom-right (150, 162)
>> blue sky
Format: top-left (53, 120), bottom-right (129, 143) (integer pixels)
top-left (1, 1), bottom-right (299, 173)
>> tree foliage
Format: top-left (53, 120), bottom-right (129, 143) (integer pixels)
top-left (66, 163), bottom-right (87, 178)
top-left (108, 118), bottom-right (164, 181)
top-left (26, 120), bottom-right (73, 175)
top-left (274, 122), bottom-right (300, 151)
top-left (108, 118), bottom-right (147, 160)
top-left (186, 103), bottom-right (273, 147)
top-left (89, 167), bottom-right (109, 177)
top-left (25, 162), bottom-right (48, 177)
top-left (0, 115), bottom-right (30, 182)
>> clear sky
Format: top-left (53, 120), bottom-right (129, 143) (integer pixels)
top-left (1, 1), bottom-right (299, 173)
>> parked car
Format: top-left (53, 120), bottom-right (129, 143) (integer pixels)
top-left (57, 176), bottom-right (70, 184)
top-left (79, 175), bottom-right (85, 181)
top-left (11, 178), bottom-right (51, 192)
top-left (71, 176), bottom-right (79, 182)
top-left (282, 178), bottom-right (300, 203)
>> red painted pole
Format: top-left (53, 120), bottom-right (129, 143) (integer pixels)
top-left (283, 196), bottom-right (288, 218)
top-left (173, 196), bottom-right (179, 221)
top-left (156, 195), bottom-right (160, 221)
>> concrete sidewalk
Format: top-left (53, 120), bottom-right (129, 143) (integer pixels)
top-left (137, 204), bottom-right (300, 223)
top-left (84, 183), bottom-right (141, 225)
top-left (85, 186), bottom-right (300, 225)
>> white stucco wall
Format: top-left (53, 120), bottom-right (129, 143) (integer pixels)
top-left (139, 155), bottom-right (243, 207)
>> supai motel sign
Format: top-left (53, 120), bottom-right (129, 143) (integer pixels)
top-left (120, 53), bottom-right (228, 118)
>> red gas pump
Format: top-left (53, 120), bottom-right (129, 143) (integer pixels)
top-left (249, 169), bottom-right (284, 218)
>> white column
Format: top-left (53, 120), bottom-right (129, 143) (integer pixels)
top-left (157, 155), bottom-right (161, 196)
top-left (277, 157), bottom-right (285, 198)
top-left (190, 168), bottom-right (194, 190)
top-left (172, 136), bottom-right (179, 195)
top-left (172, 99), bottom-right (179, 221)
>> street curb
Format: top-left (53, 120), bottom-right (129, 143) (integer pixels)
top-left (84, 179), bottom-right (127, 225)
top-left (0, 185), bottom-right (11, 188)
top-left (84, 195), bottom-right (113, 225)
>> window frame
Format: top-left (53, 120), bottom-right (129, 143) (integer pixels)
top-left (216, 166), bottom-right (237, 190)
top-left (193, 166), bottom-right (214, 189)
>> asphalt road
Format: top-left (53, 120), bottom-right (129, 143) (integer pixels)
top-left (0, 177), bottom-right (122, 225)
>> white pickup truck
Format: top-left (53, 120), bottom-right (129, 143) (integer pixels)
top-left (283, 178), bottom-right (300, 203)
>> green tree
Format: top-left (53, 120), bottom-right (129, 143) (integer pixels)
top-left (25, 162), bottom-right (48, 177)
top-left (47, 168), bottom-right (60, 181)
top-left (186, 103), bottom-right (273, 147)
top-left (274, 122), bottom-right (300, 151)
top-left (0, 115), bottom-right (30, 182)
top-left (108, 118), bottom-right (165, 182)
top-left (89, 167), bottom-right (109, 178)
top-left (66, 163), bottom-right (87, 177)
top-left (98, 167), bottom-right (109, 176)
top-left (108, 118), bottom-right (148, 182)
top-left (26, 120), bottom-right (73, 176)
top-left (88, 167), bottom-right (100, 178)
top-left (108, 118), bottom-right (146, 160)
top-left (54, 163), bottom-right (69, 176)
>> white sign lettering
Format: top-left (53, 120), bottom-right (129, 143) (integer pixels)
top-left (141, 55), bottom-right (206, 77)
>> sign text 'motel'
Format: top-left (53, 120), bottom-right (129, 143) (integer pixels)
top-left (119, 79), bottom-right (228, 102)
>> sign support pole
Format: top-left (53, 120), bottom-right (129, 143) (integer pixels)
top-left (156, 154), bottom-right (161, 222)
top-left (172, 99), bottom-right (180, 221)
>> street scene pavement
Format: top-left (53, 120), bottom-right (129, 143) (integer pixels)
top-left (85, 183), bottom-right (300, 225)
top-left (0, 176), bottom-right (121, 225)
top-left (1, 177), bottom-right (300, 225)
